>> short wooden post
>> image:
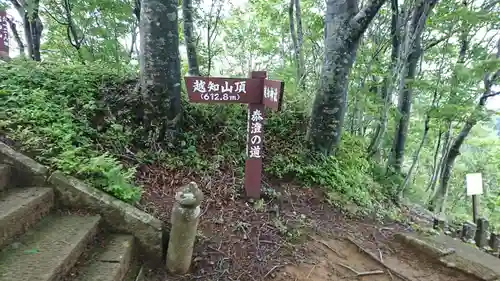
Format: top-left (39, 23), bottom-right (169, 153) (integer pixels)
top-left (472, 194), bottom-right (479, 224)
top-left (433, 216), bottom-right (446, 231)
top-left (166, 182), bottom-right (203, 274)
top-left (447, 226), bottom-right (459, 237)
top-left (489, 233), bottom-right (499, 253)
top-left (475, 218), bottom-right (489, 248)
top-left (461, 221), bottom-right (476, 242)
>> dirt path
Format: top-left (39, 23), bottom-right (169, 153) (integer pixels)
top-left (136, 165), bottom-right (482, 281)
top-left (277, 235), bottom-right (480, 281)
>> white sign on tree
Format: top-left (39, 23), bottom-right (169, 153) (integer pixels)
top-left (466, 173), bottom-right (483, 196)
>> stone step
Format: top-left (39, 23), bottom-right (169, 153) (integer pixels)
top-left (0, 187), bottom-right (54, 249)
top-left (0, 214), bottom-right (101, 281)
top-left (71, 234), bottom-right (136, 281)
top-left (0, 164), bottom-right (10, 192)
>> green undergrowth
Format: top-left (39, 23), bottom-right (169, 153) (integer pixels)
top-left (0, 60), bottom-right (398, 214)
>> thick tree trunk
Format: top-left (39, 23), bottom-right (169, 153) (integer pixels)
top-left (307, 0), bottom-right (386, 155)
top-left (388, 0), bottom-right (437, 172)
top-left (29, 0), bottom-right (42, 61)
top-left (182, 0), bottom-right (200, 76)
top-left (140, 0), bottom-right (182, 143)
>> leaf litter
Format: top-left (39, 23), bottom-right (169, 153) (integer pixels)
top-left (135, 164), bottom-right (481, 281)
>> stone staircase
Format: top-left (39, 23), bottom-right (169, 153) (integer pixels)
top-left (0, 147), bottom-right (159, 281)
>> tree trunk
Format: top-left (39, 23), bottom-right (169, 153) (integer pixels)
top-left (288, 0), bottom-right (301, 87)
top-left (307, 0), bottom-right (387, 156)
top-left (429, 37), bottom-right (500, 214)
top-left (29, 0), bottom-right (42, 61)
top-left (206, 0), bottom-right (222, 76)
top-left (6, 17), bottom-right (24, 56)
top-left (10, 0), bottom-right (43, 61)
top-left (140, 0), bottom-right (182, 143)
top-left (182, 0), bottom-right (200, 76)
top-left (398, 114), bottom-right (430, 199)
top-left (294, 0), bottom-right (305, 89)
top-left (62, 0), bottom-right (85, 63)
top-left (425, 126), bottom-right (443, 193)
top-left (366, 0), bottom-right (399, 158)
top-left (388, 0), bottom-right (437, 172)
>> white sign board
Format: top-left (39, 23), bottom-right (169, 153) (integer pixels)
top-left (466, 173), bottom-right (483, 196)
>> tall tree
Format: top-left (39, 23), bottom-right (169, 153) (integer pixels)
top-left (366, 0), bottom-right (400, 159)
top-left (183, 0), bottom-right (200, 76)
top-left (294, 0), bottom-right (305, 89)
top-left (307, 0), bottom-right (387, 155)
top-left (429, 37), bottom-right (500, 214)
top-left (44, 0), bottom-right (86, 63)
top-left (388, 0), bottom-right (438, 173)
top-left (289, 0), bottom-right (305, 90)
top-left (139, 0), bottom-right (182, 143)
top-left (9, 0), bottom-right (43, 61)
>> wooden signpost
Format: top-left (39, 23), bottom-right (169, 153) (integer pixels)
top-left (0, 10), bottom-right (9, 60)
top-left (185, 71), bottom-right (284, 199)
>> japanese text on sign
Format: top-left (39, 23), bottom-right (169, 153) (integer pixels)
top-left (248, 108), bottom-right (264, 159)
top-left (192, 79), bottom-right (246, 101)
top-left (264, 86), bottom-right (278, 102)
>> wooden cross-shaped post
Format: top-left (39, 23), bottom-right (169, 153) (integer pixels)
top-left (185, 71), bottom-right (284, 199)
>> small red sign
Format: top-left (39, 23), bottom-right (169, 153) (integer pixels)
top-left (185, 76), bottom-right (263, 104)
top-left (263, 79), bottom-right (284, 111)
top-left (0, 10), bottom-right (8, 56)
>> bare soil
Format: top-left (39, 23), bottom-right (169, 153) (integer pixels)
top-left (135, 164), bottom-right (480, 281)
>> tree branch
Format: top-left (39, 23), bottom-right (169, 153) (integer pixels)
top-left (482, 0), bottom-right (500, 10)
top-left (483, 91), bottom-right (500, 99)
top-left (5, 17), bottom-right (24, 56)
top-left (8, 0), bottom-right (22, 10)
top-left (424, 34), bottom-right (450, 51)
top-left (350, 0), bottom-right (388, 40)
top-left (133, 0), bottom-right (140, 21)
top-left (41, 7), bottom-right (68, 25)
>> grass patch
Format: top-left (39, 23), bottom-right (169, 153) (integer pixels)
top-left (0, 60), bottom-right (399, 213)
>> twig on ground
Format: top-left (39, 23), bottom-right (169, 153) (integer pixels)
top-left (308, 235), bottom-right (347, 259)
top-left (378, 248), bottom-right (384, 262)
top-left (207, 245), bottom-right (227, 256)
top-left (387, 270), bottom-right (394, 280)
top-left (346, 236), bottom-right (414, 281)
top-left (306, 264), bottom-right (316, 279)
top-left (337, 263), bottom-right (384, 277)
top-left (262, 264), bottom-right (283, 280)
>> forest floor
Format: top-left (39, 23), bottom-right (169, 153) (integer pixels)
top-left (134, 164), bottom-right (482, 281)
